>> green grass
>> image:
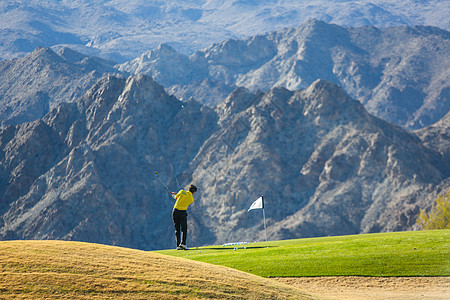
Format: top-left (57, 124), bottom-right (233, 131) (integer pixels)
top-left (156, 229), bottom-right (450, 277)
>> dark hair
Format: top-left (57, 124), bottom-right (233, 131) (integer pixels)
top-left (189, 184), bottom-right (197, 193)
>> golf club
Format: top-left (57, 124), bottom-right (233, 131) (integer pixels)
top-left (154, 171), bottom-right (176, 200)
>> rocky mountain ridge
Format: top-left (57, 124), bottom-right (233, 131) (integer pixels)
top-left (0, 47), bottom-right (122, 127)
top-left (1, 21), bottom-right (448, 131)
top-left (119, 20), bottom-right (450, 129)
top-left (0, 74), bottom-right (448, 250)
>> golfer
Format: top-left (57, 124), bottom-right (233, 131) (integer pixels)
top-left (170, 184), bottom-right (197, 250)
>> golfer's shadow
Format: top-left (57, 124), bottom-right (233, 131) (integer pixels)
top-left (193, 246), bottom-right (277, 250)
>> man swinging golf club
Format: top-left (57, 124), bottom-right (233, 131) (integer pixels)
top-left (170, 184), bottom-right (197, 250)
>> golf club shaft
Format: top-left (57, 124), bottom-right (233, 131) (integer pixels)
top-left (155, 172), bottom-right (176, 199)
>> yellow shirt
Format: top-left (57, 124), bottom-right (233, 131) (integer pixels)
top-left (173, 190), bottom-right (194, 211)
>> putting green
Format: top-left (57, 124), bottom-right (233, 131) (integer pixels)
top-left (157, 229), bottom-right (450, 277)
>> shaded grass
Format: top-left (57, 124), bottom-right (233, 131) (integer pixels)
top-left (0, 240), bottom-right (309, 299)
top-left (157, 230), bottom-right (450, 277)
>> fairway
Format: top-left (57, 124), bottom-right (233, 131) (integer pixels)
top-left (157, 229), bottom-right (450, 277)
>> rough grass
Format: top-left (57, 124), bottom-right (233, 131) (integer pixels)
top-left (157, 230), bottom-right (450, 277)
top-left (0, 240), bottom-right (310, 299)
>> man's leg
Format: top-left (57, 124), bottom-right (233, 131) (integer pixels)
top-left (172, 210), bottom-right (181, 247)
top-left (180, 211), bottom-right (188, 246)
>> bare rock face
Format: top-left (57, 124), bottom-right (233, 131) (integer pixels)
top-left (415, 112), bottom-right (450, 162)
top-left (120, 20), bottom-right (450, 129)
top-left (0, 47), bottom-right (121, 127)
top-left (0, 75), bottom-right (448, 249)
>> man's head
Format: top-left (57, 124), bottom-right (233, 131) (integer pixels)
top-left (189, 184), bottom-right (197, 194)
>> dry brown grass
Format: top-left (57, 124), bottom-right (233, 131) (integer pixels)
top-left (0, 240), bottom-right (311, 299)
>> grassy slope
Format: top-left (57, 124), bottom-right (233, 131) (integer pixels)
top-left (1, 230), bottom-right (448, 299)
top-left (157, 230), bottom-right (450, 277)
top-left (0, 240), bottom-right (309, 299)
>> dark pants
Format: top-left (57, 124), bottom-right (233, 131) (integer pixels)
top-left (172, 208), bottom-right (187, 247)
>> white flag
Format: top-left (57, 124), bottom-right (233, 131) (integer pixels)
top-left (248, 196), bottom-right (263, 211)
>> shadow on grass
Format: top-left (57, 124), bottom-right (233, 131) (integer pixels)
top-left (190, 246), bottom-right (278, 250)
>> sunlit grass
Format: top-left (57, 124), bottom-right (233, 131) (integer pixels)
top-left (0, 240), bottom-right (309, 299)
top-left (157, 230), bottom-right (450, 277)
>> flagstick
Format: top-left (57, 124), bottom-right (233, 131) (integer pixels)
top-left (262, 195), bottom-right (267, 242)
top-left (262, 207), bottom-right (267, 242)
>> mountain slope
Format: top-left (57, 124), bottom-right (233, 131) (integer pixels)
top-left (415, 112), bottom-right (450, 167)
top-left (0, 47), bottom-right (121, 126)
top-left (119, 20), bottom-right (450, 129)
top-left (0, 75), bottom-right (448, 249)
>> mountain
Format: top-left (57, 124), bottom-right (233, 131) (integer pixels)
top-left (191, 80), bottom-right (449, 242)
top-left (0, 74), bottom-right (448, 249)
top-left (0, 47), bottom-right (122, 127)
top-left (119, 20), bottom-right (450, 129)
top-left (3, 22), bottom-right (448, 130)
top-left (1, 1), bottom-right (448, 62)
